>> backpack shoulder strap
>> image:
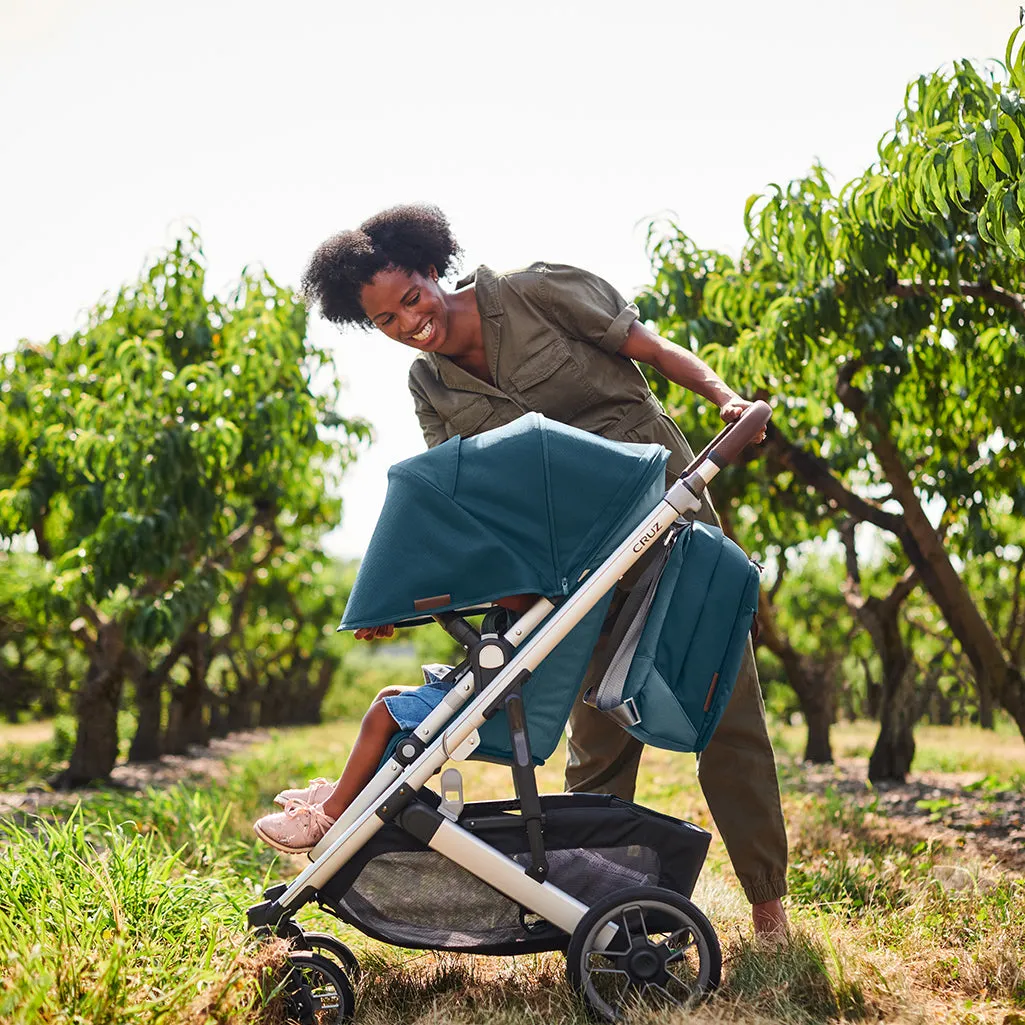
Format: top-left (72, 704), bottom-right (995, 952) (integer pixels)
top-left (583, 522), bottom-right (685, 727)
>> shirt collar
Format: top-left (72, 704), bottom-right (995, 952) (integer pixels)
top-left (473, 264), bottom-right (503, 318)
top-left (423, 265), bottom-right (506, 397)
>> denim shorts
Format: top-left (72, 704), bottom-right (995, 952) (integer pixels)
top-left (383, 663), bottom-right (455, 731)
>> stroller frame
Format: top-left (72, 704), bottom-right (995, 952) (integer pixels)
top-left (248, 403), bottom-right (770, 1022)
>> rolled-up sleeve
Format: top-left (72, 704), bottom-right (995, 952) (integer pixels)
top-left (536, 263), bottom-right (639, 354)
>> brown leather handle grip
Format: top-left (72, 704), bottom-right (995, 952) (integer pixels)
top-left (684, 400), bottom-right (772, 475)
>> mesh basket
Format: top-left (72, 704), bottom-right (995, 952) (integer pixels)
top-left (316, 793), bottom-right (710, 955)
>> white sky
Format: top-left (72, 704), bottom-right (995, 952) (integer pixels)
top-left (0, 0), bottom-right (1017, 557)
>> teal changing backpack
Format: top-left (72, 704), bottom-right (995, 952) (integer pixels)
top-left (584, 520), bottom-right (760, 753)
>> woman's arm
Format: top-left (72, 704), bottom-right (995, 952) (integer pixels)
top-left (619, 321), bottom-right (765, 440)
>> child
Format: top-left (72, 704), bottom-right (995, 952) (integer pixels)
top-left (253, 595), bottom-right (537, 854)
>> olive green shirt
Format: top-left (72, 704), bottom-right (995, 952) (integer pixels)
top-left (407, 262), bottom-right (697, 481)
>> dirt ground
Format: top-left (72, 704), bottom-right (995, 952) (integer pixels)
top-left (791, 758), bottom-right (1025, 874)
top-left (0, 729), bottom-right (270, 819)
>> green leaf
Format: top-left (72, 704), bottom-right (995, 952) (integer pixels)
top-left (928, 156), bottom-right (951, 218)
top-left (1010, 24), bottom-right (1025, 91)
top-left (976, 122), bottom-right (993, 157)
top-left (999, 111), bottom-right (1024, 163)
top-left (978, 150), bottom-right (997, 190)
top-left (1002, 189), bottom-right (1023, 254)
top-left (743, 193), bottom-right (760, 234)
top-left (976, 200), bottom-right (995, 244)
top-left (952, 141), bottom-right (972, 203)
top-left (991, 142), bottom-right (1012, 176)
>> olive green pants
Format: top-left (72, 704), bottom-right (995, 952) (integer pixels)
top-left (564, 489), bottom-right (789, 906)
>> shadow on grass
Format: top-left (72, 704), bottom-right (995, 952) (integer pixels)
top-left (719, 932), bottom-right (873, 1025)
top-left (327, 928), bottom-right (883, 1025)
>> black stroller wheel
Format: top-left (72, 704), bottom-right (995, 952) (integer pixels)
top-left (294, 931), bottom-right (362, 983)
top-left (283, 950), bottom-right (356, 1024)
top-left (566, 885), bottom-right (721, 1022)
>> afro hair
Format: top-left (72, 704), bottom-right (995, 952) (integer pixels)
top-left (300, 203), bottom-right (462, 327)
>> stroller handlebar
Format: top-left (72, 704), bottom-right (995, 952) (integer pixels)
top-left (674, 399), bottom-right (772, 503)
top-left (708, 399), bottom-right (772, 466)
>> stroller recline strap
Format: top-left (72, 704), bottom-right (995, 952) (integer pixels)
top-left (584, 524), bottom-right (683, 728)
top-left (504, 687), bottom-right (548, 882)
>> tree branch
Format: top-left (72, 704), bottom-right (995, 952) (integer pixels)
top-left (763, 423), bottom-right (904, 535)
top-left (128, 507), bottom-right (277, 605)
top-left (889, 279), bottom-right (1025, 321)
top-left (883, 565), bottom-right (920, 613)
top-left (32, 516), bottom-right (52, 561)
top-left (768, 549), bottom-right (788, 605)
top-left (1006, 548), bottom-right (1025, 658)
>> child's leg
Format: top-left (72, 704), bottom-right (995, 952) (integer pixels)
top-left (274, 686), bottom-right (417, 805)
top-left (320, 696), bottom-right (401, 820)
top-left (253, 695), bottom-right (403, 854)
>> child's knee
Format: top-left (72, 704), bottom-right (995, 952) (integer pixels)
top-left (373, 685), bottom-right (407, 702)
top-left (365, 698), bottom-right (399, 735)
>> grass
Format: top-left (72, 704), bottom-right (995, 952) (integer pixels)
top-left (1, 718), bottom-right (1023, 1024)
top-left (771, 717), bottom-right (1025, 788)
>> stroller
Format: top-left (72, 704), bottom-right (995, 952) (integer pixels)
top-left (248, 404), bottom-right (770, 1023)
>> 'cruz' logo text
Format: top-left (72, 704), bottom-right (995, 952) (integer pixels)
top-left (633, 522), bottom-right (660, 552)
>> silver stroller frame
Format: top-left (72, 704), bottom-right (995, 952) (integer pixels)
top-left (248, 403), bottom-right (770, 1022)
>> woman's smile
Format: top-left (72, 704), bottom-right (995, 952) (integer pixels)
top-left (409, 317), bottom-right (436, 347)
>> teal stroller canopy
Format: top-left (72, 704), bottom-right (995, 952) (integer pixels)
top-left (340, 414), bottom-right (669, 631)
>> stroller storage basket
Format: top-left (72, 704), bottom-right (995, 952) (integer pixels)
top-left (316, 793), bottom-right (711, 956)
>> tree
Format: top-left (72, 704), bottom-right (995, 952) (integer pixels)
top-left (639, 28), bottom-right (1025, 772)
top-left (0, 553), bottom-right (81, 721)
top-left (0, 232), bottom-right (368, 784)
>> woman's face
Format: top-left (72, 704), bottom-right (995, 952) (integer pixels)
top-left (360, 266), bottom-right (449, 352)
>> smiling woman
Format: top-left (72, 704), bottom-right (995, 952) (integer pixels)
top-left (301, 205), bottom-right (492, 379)
top-left (296, 202), bottom-right (789, 940)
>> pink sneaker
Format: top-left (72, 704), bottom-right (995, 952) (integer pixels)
top-left (274, 777), bottom-right (336, 808)
top-left (253, 800), bottom-right (336, 854)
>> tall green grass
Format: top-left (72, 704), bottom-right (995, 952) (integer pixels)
top-left (1, 718), bottom-right (1023, 1024)
top-left (0, 800), bottom-right (283, 1025)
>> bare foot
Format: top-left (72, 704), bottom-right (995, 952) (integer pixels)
top-left (752, 898), bottom-right (789, 944)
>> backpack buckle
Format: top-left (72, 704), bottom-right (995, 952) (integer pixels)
top-left (606, 697), bottom-right (641, 728)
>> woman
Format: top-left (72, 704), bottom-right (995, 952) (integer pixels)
top-left (293, 203), bottom-right (788, 939)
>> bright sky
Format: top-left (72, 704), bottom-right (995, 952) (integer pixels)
top-left (0, 0), bottom-right (1016, 557)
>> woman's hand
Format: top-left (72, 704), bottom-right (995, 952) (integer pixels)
top-left (354, 624), bottom-right (396, 641)
top-left (719, 393), bottom-right (767, 443)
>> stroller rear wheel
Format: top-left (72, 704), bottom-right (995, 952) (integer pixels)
top-left (282, 950), bottom-right (356, 1024)
top-left (566, 885), bottom-right (721, 1022)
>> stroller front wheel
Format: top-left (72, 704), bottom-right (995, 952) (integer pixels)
top-left (281, 950), bottom-right (356, 1024)
top-left (293, 930), bottom-right (363, 983)
top-left (566, 885), bottom-right (721, 1022)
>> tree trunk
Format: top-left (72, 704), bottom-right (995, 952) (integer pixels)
top-left (208, 695), bottom-right (229, 738)
top-left (839, 521), bottom-right (919, 783)
top-left (164, 636), bottom-right (209, 753)
top-left (225, 682), bottom-right (255, 730)
top-left (129, 674), bottom-right (163, 762)
top-left (977, 683), bottom-right (995, 729)
top-left (57, 623), bottom-right (125, 787)
top-left (868, 664), bottom-right (918, 781)
top-left (224, 654), bottom-right (257, 730)
top-left (802, 683), bottom-right (835, 764)
top-left (756, 596), bottom-right (835, 763)
top-left (257, 672), bottom-right (285, 727)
